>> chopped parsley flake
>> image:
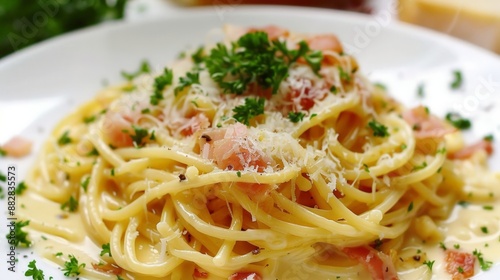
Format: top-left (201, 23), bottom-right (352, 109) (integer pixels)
top-left (401, 143), bottom-right (407, 150)
top-left (25, 260), bottom-right (45, 280)
top-left (423, 260), bottom-right (435, 271)
top-left (454, 244), bottom-right (460, 249)
top-left (130, 126), bottom-right (149, 147)
top-left (55, 252), bottom-right (63, 257)
top-left (83, 115), bottom-right (96, 124)
top-left (445, 112), bottom-right (471, 130)
top-left (236, 171), bottom-right (242, 177)
top-left (310, 113), bottom-right (317, 119)
top-left (141, 108), bottom-right (151, 114)
top-left (457, 201), bottom-right (469, 207)
top-left (81, 176), bottom-right (90, 192)
top-left (481, 226), bottom-right (489, 234)
top-left (57, 131), bottom-right (72, 145)
top-left (174, 71), bottom-right (200, 95)
top-left (439, 242), bottom-right (447, 250)
top-left (0, 148), bottom-right (6, 157)
top-left (61, 196), bottom-right (78, 212)
top-left (151, 67), bottom-right (173, 105)
top-left (407, 201), bottom-right (414, 212)
top-left (368, 120), bottom-right (390, 137)
top-left (232, 97), bottom-right (265, 125)
top-left (149, 130), bottom-right (156, 141)
top-left (62, 255), bottom-right (85, 277)
top-left (457, 266), bottom-right (464, 273)
top-left (484, 134), bottom-right (494, 142)
top-left (288, 111), bottom-right (305, 123)
top-left (483, 205), bottom-right (494, 211)
top-left (15, 181), bottom-right (27, 195)
top-left (87, 148), bottom-right (99, 156)
top-left (100, 243), bottom-right (112, 257)
top-left (451, 70), bottom-right (463, 89)
top-left (436, 147), bottom-right (447, 154)
top-left (121, 60), bottom-right (151, 81)
top-left (330, 85), bottom-right (338, 94)
top-left (338, 66), bottom-right (351, 82)
top-left (412, 162), bottom-right (427, 172)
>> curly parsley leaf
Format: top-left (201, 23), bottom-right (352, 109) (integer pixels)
top-left (100, 243), bottom-right (112, 257)
top-left (175, 71), bottom-right (200, 95)
top-left (191, 46), bottom-right (205, 64)
top-left (25, 260), bottom-right (45, 280)
top-left (205, 32), bottom-right (322, 95)
top-left (151, 68), bottom-right (173, 105)
top-left (62, 255), bottom-right (85, 277)
top-left (233, 98), bottom-right (265, 125)
top-left (473, 249), bottom-right (492, 271)
top-left (368, 120), bottom-right (390, 137)
top-left (6, 220), bottom-right (30, 247)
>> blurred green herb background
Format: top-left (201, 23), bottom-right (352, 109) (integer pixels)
top-left (0, 0), bottom-right (128, 58)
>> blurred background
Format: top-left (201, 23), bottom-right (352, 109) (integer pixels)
top-left (0, 0), bottom-right (498, 59)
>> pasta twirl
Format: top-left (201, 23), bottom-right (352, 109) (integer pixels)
top-left (19, 25), bottom-right (498, 280)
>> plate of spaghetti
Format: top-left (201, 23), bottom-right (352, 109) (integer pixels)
top-left (1, 6), bottom-right (500, 280)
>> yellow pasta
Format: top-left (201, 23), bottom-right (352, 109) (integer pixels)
top-left (18, 25), bottom-right (499, 280)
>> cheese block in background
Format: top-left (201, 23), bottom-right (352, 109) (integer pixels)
top-left (399, 0), bottom-right (500, 54)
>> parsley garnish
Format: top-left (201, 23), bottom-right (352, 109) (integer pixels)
top-left (16, 181), bottom-right (27, 195)
top-left (458, 201), bottom-right (469, 207)
top-left (484, 134), bottom-right (494, 142)
top-left (473, 249), bottom-right (492, 271)
top-left (81, 177), bottom-right (90, 192)
top-left (175, 71), bottom-right (200, 95)
top-left (232, 98), bottom-right (265, 125)
top-left (191, 46), bottom-right (205, 64)
top-left (363, 164), bottom-right (370, 173)
top-left (6, 220), bottom-right (30, 247)
top-left (330, 85), bottom-right (338, 94)
top-left (61, 196), bottom-right (78, 212)
top-left (407, 201), bottom-right (414, 212)
top-left (57, 131), bottom-right (72, 145)
top-left (457, 266), bottom-right (464, 273)
top-left (412, 161), bottom-right (427, 171)
top-left (25, 260), bottom-right (44, 280)
top-left (436, 147), bottom-right (447, 154)
top-left (445, 112), bottom-right (471, 130)
top-left (130, 126), bottom-right (149, 147)
top-left (205, 32), bottom-right (322, 95)
top-left (439, 242), bottom-right (447, 250)
top-left (481, 226), bottom-right (489, 234)
top-left (87, 148), bottom-right (99, 156)
top-left (121, 60), bottom-right (151, 81)
top-left (483, 205), bottom-right (494, 210)
top-left (401, 143), bottom-right (407, 150)
top-left (100, 243), bottom-right (112, 257)
top-left (423, 260), bottom-right (435, 271)
top-left (62, 255), bottom-right (85, 277)
top-left (151, 67), bottom-right (173, 105)
top-left (338, 66), bottom-right (351, 83)
top-left (55, 252), bottom-right (63, 257)
top-left (149, 130), bottom-right (156, 141)
top-left (454, 244), bottom-right (460, 249)
top-left (288, 111), bottom-right (305, 123)
top-left (0, 148), bottom-right (6, 157)
top-left (451, 70), bottom-right (463, 89)
top-left (236, 171), bottom-right (242, 177)
top-left (83, 115), bottom-right (96, 124)
top-left (368, 120), bottom-right (390, 137)
top-left (310, 113), bottom-right (317, 119)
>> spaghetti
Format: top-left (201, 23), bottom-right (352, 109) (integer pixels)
top-left (19, 26), bottom-right (497, 280)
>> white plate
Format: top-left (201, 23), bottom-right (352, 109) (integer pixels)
top-left (1, 6), bottom-right (500, 280)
